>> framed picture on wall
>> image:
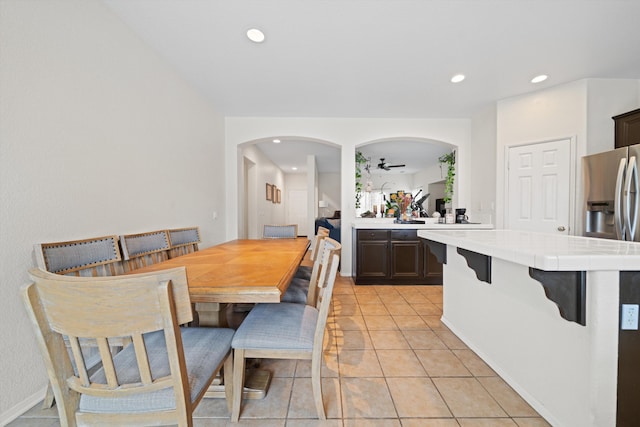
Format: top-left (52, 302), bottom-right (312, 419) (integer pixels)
top-left (266, 183), bottom-right (273, 201)
top-left (272, 186), bottom-right (278, 204)
top-left (276, 189), bottom-right (281, 204)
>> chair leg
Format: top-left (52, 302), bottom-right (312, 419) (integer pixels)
top-left (223, 352), bottom-right (234, 414)
top-left (231, 349), bottom-right (246, 422)
top-left (311, 355), bottom-right (326, 420)
top-left (42, 383), bottom-right (55, 409)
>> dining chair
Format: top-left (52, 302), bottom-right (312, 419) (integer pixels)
top-left (34, 235), bottom-right (126, 408)
top-left (120, 230), bottom-right (171, 271)
top-left (262, 224), bottom-right (298, 239)
top-left (34, 235), bottom-right (124, 277)
top-left (294, 226), bottom-right (330, 281)
top-left (23, 266), bottom-right (235, 427)
top-left (230, 237), bottom-right (341, 421)
top-left (282, 229), bottom-right (333, 305)
top-left (168, 227), bottom-right (201, 259)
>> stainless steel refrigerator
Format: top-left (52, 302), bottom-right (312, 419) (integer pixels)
top-left (583, 144), bottom-right (640, 240)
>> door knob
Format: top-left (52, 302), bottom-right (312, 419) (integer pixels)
top-left (557, 226), bottom-right (566, 232)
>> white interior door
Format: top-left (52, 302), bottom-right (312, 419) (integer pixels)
top-left (507, 139), bottom-right (571, 234)
top-left (287, 189), bottom-right (308, 236)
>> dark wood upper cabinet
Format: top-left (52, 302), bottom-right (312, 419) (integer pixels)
top-left (613, 108), bottom-right (640, 148)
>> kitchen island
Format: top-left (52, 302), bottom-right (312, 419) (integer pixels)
top-left (352, 219), bottom-right (492, 285)
top-left (418, 229), bottom-right (640, 427)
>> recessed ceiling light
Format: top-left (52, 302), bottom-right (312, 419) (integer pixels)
top-left (531, 74), bottom-right (548, 83)
top-left (272, 139), bottom-right (281, 143)
top-left (247, 28), bottom-right (265, 43)
top-left (451, 74), bottom-right (465, 83)
top-left (292, 167), bottom-right (298, 171)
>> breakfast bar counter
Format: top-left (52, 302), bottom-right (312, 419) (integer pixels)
top-left (351, 217), bottom-right (494, 230)
top-left (418, 229), bottom-right (640, 427)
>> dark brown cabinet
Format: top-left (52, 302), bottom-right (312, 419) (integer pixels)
top-left (354, 228), bottom-right (442, 285)
top-left (614, 108), bottom-right (640, 148)
top-left (356, 230), bottom-right (388, 280)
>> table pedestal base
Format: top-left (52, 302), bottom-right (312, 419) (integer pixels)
top-left (196, 304), bottom-right (271, 400)
top-left (204, 368), bottom-right (271, 400)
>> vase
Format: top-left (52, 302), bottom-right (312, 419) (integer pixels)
top-left (445, 205), bottom-right (454, 224)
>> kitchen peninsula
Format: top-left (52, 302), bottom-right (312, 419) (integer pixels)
top-left (351, 218), bottom-right (492, 285)
top-left (418, 229), bottom-right (640, 427)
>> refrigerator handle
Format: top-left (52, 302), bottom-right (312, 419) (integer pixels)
top-left (615, 157), bottom-right (627, 240)
top-left (625, 156), bottom-right (639, 241)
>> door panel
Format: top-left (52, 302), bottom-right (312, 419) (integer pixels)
top-left (507, 139), bottom-right (571, 234)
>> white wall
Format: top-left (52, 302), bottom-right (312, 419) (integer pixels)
top-left (240, 144), bottom-right (286, 238)
top-left (469, 104), bottom-right (498, 224)
top-left (318, 173), bottom-right (341, 217)
top-left (0, 0), bottom-right (226, 421)
top-left (225, 117), bottom-right (471, 275)
top-left (495, 78), bottom-right (639, 233)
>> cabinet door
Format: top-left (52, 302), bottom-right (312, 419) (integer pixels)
top-left (614, 109), bottom-right (640, 148)
top-left (357, 240), bottom-right (389, 279)
top-left (424, 242), bottom-right (443, 283)
top-left (390, 240), bottom-right (422, 279)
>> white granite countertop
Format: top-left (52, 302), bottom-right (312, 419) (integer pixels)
top-left (418, 229), bottom-right (640, 271)
top-left (351, 218), bottom-right (494, 230)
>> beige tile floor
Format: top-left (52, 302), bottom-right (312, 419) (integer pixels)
top-left (10, 275), bottom-right (551, 427)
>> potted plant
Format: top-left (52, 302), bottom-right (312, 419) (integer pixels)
top-left (439, 150), bottom-right (456, 207)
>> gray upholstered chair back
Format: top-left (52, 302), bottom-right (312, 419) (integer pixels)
top-left (168, 227), bottom-right (201, 258)
top-left (263, 224), bottom-right (298, 239)
top-left (120, 230), bottom-right (170, 271)
top-left (34, 235), bottom-right (123, 277)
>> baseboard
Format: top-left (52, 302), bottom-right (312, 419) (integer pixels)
top-left (0, 386), bottom-right (46, 427)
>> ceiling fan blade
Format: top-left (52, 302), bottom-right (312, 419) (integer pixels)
top-left (377, 158), bottom-right (405, 170)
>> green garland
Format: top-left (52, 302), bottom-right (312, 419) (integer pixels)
top-left (355, 150), bottom-right (368, 209)
top-left (438, 150), bottom-right (456, 204)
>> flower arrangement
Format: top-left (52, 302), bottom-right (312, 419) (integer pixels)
top-left (397, 193), bottom-right (413, 220)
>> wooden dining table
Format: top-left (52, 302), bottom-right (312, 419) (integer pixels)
top-left (132, 237), bottom-right (310, 399)
top-left (132, 237), bottom-right (310, 327)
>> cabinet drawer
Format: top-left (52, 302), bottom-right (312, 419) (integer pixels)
top-left (390, 229), bottom-right (418, 240)
top-left (358, 230), bottom-right (389, 240)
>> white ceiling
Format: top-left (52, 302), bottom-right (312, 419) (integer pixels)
top-left (103, 0), bottom-right (640, 173)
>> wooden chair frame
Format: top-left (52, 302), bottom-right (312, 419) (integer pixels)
top-left (34, 235), bottom-right (126, 408)
top-left (231, 238), bottom-right (341, 421)
top-left (23, 267), bottom-right (233, 427)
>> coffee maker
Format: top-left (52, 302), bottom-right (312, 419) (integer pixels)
top-left (455, 208), bottom-right (469, 224)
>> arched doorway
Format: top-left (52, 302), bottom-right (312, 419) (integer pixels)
top-left (238, 137), bottom-right (341, 239)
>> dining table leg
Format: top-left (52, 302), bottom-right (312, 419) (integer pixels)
top-left (194, 302), bottom-right (229, 327)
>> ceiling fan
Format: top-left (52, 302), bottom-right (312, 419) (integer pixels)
top-left (377, 158), bottom-right (405, 171)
